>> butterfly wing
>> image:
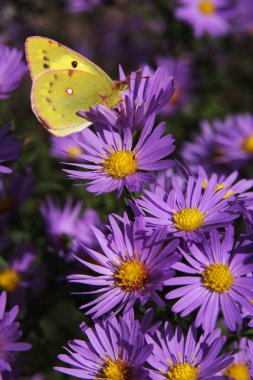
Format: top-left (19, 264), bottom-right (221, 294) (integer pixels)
top-left (32, 69), bottom-right (116, 137)
top-left (25, 36), bottom-right (112, 82)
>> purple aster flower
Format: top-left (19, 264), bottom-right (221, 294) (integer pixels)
top-left (214, 113), bottom-right (253, 169)
top-left (50, 131), bottom-right (87, 161)
top-left (181, 119), bottom-right (224, 174)
top-left (223, 338), bottom-right (252, 379)
top-left (165, 226), bottom-right (253, 332)
top-left (0, 243), bottom-right (44, 308)
top-left (40, 197), bottom-right (82, 255)
top-left (146, 323), bottom-right (233, 380)
top-left (0, 291), bottom-right (31, 379)
top-left (68, 213), bottom-right (180, 318)
top-left (0, 125), bottom-right (22, 174)
top-left (136, 173), bottom-right (238, 241)
top-left (65, 0), bottom-right (101, 13)
top-left (175, 0), bottom-right (233, 38)
top-left (80, 65), bottom-right (175, 132)
top-left (156, 56), bottom-right (193, 114)
top-left (197, 166), bottom-right (253, 207)
top-left (0, 44), bottom-right (27, 99)
top-left (181, 114), bottom-right (253, 173)
top-left (64, 116), bottom-right (175, 197)
top-left (55, 309), bottom-right (154, 379)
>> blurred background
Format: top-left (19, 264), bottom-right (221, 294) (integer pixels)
top-left (0, 0), bottom-right (253, 378)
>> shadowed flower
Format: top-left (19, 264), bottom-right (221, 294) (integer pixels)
top-left (80, 65), bottom-right (175, 132)
top-left (156, 56), bottom-right (193, 114)
top-left (175, 0), bottom-right (234, 38)
top-left (181, 114), bottom-right (253, 173)
top-left (0, 126), bottom-right (22, 174)
top-left (136, 174), bottom-right (238, 241)
top-left (40, 197), bottom-right (82, 255)
top-left (55, 309), bottom-right (154, 379)
top-left (68, 213), bottom-right (180, 318)
top-left (146, 323), bottom-right (233, 380)
top-left (0, 243), bottom-right (43, 308)
top-left (0, 44), bottom-right (27, 100)
top-left (64, 116), bottom-right (175, 197)
top-left (65, 0), bottom-right (101, 13)
top-left (223, 338), bottom-right (251, 380)
top-left (214, 113), bottom-right (253, 169)
top-left (0, 291), bottom-right (31, 379)
top-left (165, 226), bottom-right (253, 332)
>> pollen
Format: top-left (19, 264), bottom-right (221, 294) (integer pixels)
top-left (202, 263), bottom-right (233, 293)
top-left (202, 180), bottom-right (233, 199)
top-left (67, 146), bottom-right (83, 159)
top-left (0, 268), bottom-right (21, 292)
top-left (114, 258), bottom-right (148, 292)
top-left (173, 207), bottom-right (206, 231)
top-left (169, 87), bottom-right (180, 105)
top-left (103, 149), bottom-right (138, 179)
top-left (98, 357), bottom-right (130, 380)
top-left (224, 362), bottom-right (250, 380)
top-left (242, 135), bottom-right (253, 153)
top-left (167, 362), bottom-right (200, 380)
top-left (198, 0), bottom-right (215, 14)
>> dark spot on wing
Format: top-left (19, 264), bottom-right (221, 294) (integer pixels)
top-left (49, 82), bottom-right (53, 87)
top-left (72, 61), bottom-right (78, 68)
top-left (43, 56), bottom-right (50, 61)
top-left (46, 98), bottom-right (52, 103)
top-left (42, 50), bottom-right (47, 54)
top-left (48, 40), bottom-right (52, 45)
top-left (52, 107), bottom-right (57, 111)
top-left (68, 70), bottom-right (74, 77)
top-left (54, 74), bottom-right (58, 79)
top-left (43, 63), bottom-right (50, 69)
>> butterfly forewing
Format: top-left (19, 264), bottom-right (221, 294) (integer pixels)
top-left (32, 69), bottom-right (116, 137)
top-left (25, 36), bottom-right (113, 83)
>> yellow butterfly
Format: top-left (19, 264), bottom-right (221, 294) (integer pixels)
top-left (25, 36), bottom-right (123, 137)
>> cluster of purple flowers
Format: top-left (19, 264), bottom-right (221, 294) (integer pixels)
top-left (1, 4), bottom-right (253, 378)
top-left (45, 63), bottom-right (253, 379)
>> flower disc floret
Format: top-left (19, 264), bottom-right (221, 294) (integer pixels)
top-left (167, 363), bottom-right (199, 380)
top-left (0, 268), bottom-right (21, 292)
top-left (98, 357), bottom-right (130, 380)
top-left (114, 258), bottom-right (148, 291)
top-left (103, 149), bottom-right (138, 179)
top-left (242, 135), bottom-right (253, 153)
top-left (199, 0), bottom-right (215, 14)
top-left (202, 263), bottom-right (233, 293)
top-left (224, 363), bottom-right (250, 380)
top-left (173, 207), bottom-right (206, 231)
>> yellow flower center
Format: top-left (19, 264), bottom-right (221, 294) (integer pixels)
top-left (67, 145), bottom-right (83, 159)
top-left (173, 207), bottom-right (206, 231)
top-left (98, 357), bottom-right (130, 380)
top-left (169, 87), bottom-right (181, 105)
top-left (202, 180), bottom-right (234, 199)
top-left (167, 363), bottom-right (200, 380)
top-left (198, 0), bottom-right (215, 14)
top-left (0, 268), bottom-right (21, 292)
top-left (224, 363), bottom-right (250, 380)
top-left (103, 149), bottom-right (138, 179)
top-left (242, 135), bottom-right (253, 153)
top-left (114, 258), bottom-right (148, 291)
top-left (202, 263), bottom-right (233, 293)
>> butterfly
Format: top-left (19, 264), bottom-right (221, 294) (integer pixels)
top-left (25, 36), bottom-right (124, 137)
